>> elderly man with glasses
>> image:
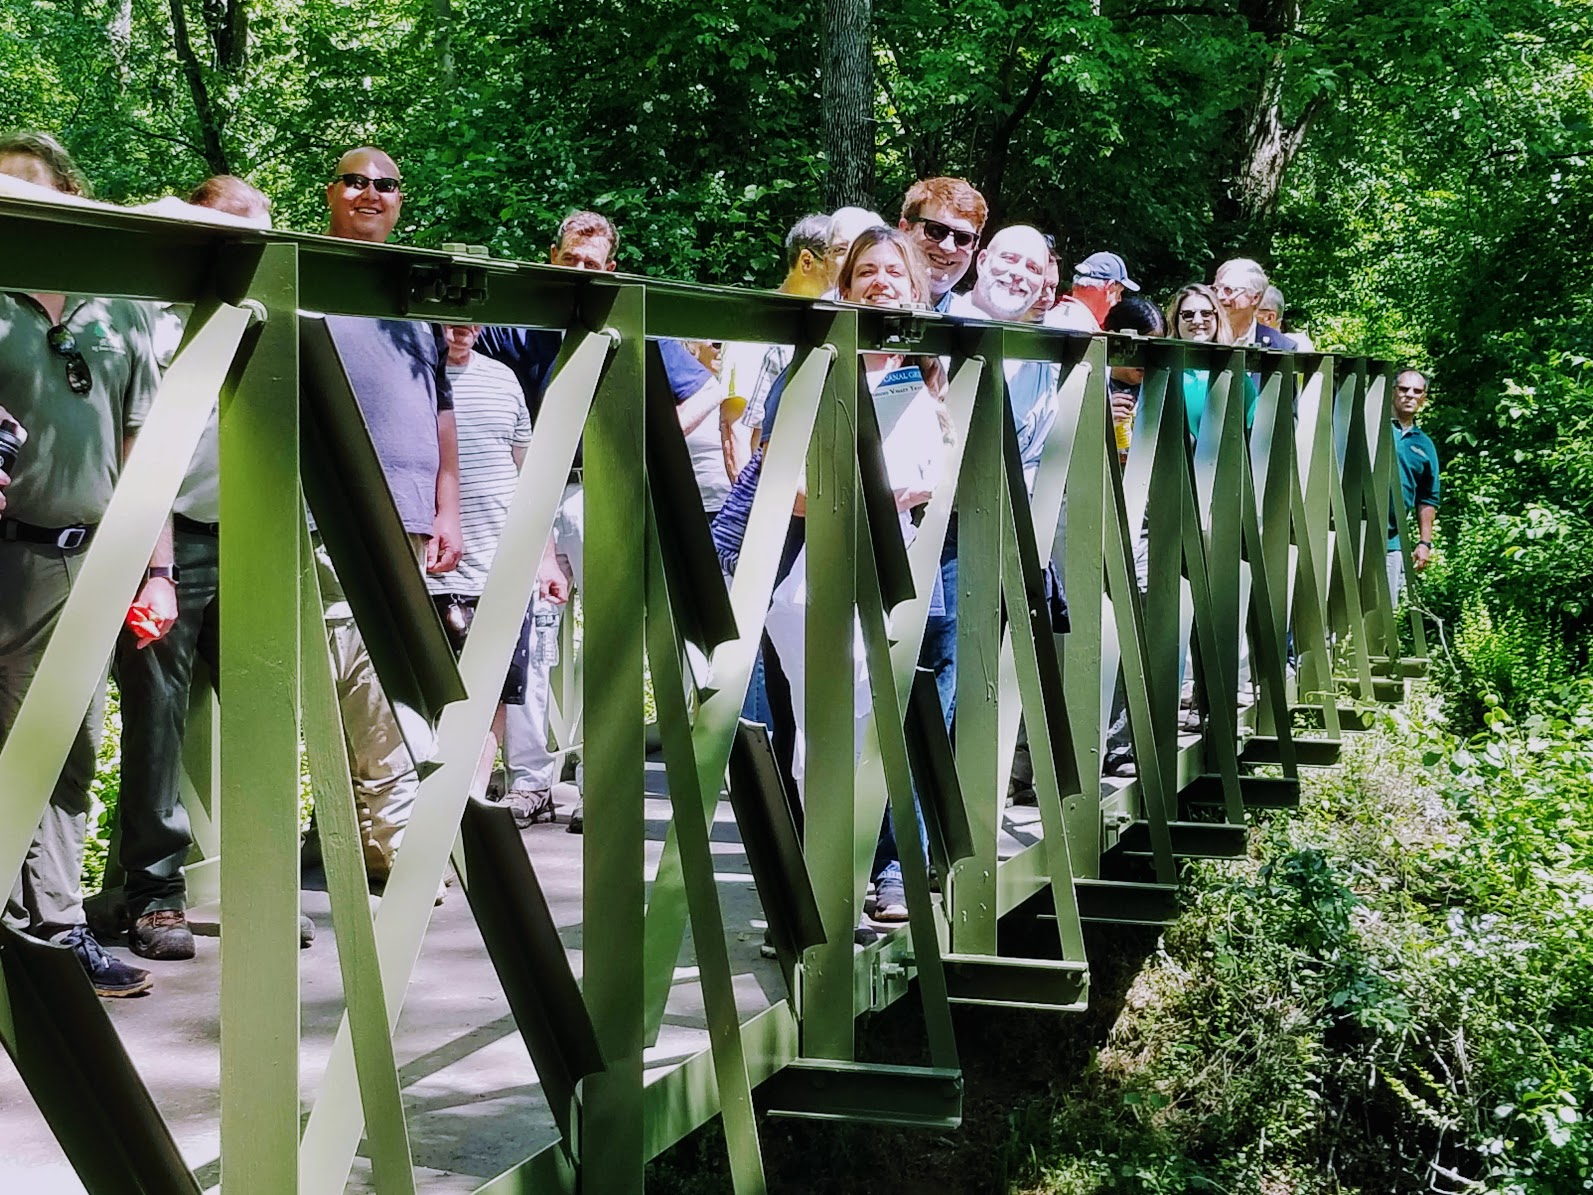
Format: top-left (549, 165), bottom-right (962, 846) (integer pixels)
top-left (1212, 257), bottom-right (1295, 350)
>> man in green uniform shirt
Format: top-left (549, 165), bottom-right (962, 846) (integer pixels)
top-left (0, 131), bottom-right (171, 997)
top-left (1387, 368), bottom-right (1441, 600)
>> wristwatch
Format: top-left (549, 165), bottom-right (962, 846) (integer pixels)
top-left (146, 565), bottom-right (181, 585)
top-left (1416, 540), bottom-right (1432, 549)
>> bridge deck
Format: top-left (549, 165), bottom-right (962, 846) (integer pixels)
top-left (0, 754), bottom-right (1061, 1193)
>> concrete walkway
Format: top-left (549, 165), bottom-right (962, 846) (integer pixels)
top-left (0, 760), bottom-right (786, 1193)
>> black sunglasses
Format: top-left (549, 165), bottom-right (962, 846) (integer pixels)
top-left (333, 172), bottom-right (402, 194)
top-left (46, 324), bottom-right (93, 395)
top-left (916, 218), bottom-right (978, 251)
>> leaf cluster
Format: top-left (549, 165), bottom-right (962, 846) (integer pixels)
top-left (1008, 693), bottom-right (1593, 1194)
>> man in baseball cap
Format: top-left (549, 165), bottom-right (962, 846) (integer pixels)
top-left (1046, 249), bottom-right (1139, 331)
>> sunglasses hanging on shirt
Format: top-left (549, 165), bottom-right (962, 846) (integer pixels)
top-left (46, 324), bottom-right (93, 395)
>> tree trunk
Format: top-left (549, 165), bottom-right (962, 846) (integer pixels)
top-left (108, 0), bottom-right (134, 79)
top-left (1212, 0), bottom-right (1324, 249)
top-left (169, 0), bottom-right (230, 175)
top-left (201, 0), bottom-right (249, 71)
top-left (822, 0), bottom-right (874, 209)
top-left (433, 0), bottom-right (455, 90)
top-left (1235, 52), bottom-right (1324, 226)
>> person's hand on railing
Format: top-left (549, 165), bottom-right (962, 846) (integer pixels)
top-left (894, 484), bottom-right (934, 512)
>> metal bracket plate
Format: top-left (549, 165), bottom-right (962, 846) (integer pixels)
top-left (942, 954), bottom-right (1089, 1011)
top-left (407, 256), bottom-right (490, 311)
top-left (757, 1060), bottom-right (963, 1131)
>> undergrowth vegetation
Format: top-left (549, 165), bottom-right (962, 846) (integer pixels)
top-left (1007, 687), bottom-right (1593, 1195)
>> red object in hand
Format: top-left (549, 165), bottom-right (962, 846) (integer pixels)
top-left (126, 602), bottom-right (163, 643)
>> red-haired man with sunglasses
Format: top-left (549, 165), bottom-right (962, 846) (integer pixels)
top-left (898, 177), bottom-right (989, 311)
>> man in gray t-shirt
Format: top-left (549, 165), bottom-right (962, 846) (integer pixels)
top-left (316, 147), bottom-right (462, 884)
top-left (324, 316), bottom-right (454, 536)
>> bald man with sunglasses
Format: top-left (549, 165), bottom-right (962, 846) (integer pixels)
top-left (314, 146), bottom-right (463, 886)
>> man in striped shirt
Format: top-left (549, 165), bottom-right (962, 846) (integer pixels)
top-left (427, 324), bottom-right (568, 822)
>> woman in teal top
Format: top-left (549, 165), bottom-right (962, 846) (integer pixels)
top-left (1166, 283), bottom-right (1258, 438)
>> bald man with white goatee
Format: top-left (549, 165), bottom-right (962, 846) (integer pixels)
top-left (948, 224), bottom-right (1058, 492)
top-left (948, 224), bottom-right (1051, 323)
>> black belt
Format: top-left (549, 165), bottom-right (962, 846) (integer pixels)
top-left (0, 518), bottom-right (97, 551)
top-left (175, 513), bottom-right (220, 536)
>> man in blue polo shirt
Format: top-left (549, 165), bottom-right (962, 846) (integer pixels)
top-left (487, 212), bottom-right (730, 832)
top-left (1388, 369), bottom-right (1440, 600)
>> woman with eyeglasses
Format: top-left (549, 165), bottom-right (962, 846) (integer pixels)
top-left (1163, 283), bottom-right (1262, 740)
top-left (1166, 283), bottom-right (1256, 439)
top-left (763, 224), bottom-right (952, 733)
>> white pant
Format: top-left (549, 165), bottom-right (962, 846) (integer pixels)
top-left (504, 484), bottom-right (583, 793)
top-left (761, 548), bottom-right (874, 796)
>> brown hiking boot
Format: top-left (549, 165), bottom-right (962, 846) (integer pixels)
top-left (129, 909), bottom-right (196, 961)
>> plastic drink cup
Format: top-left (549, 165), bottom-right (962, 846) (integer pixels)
top-left (1114, 409), bottom-right (1135, 452)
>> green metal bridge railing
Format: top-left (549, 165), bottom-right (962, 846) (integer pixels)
top-left (0, 192), bottom-right (1427, 1194)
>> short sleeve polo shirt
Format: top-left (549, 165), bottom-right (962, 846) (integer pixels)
top-left (0, 293), bottom-right (160, 526)
top-left (1389, 422), bottom-right (1440, 547)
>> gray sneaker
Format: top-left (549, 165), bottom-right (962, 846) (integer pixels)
top-left (505, 788), bottom-right (556, 828)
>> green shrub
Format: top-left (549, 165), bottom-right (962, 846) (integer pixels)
top-left (82, 683), bottom-right (123, 894)
top-left (1010, 687), bottom-right (1593, 1194)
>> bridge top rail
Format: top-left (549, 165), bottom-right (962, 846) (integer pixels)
top-left (0, 193), bottom-right (1385, 375)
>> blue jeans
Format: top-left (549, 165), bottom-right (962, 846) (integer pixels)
top-left (874, 533), bottom-right (956, 889)
top-left (742, 641), bottom-right (772, 726)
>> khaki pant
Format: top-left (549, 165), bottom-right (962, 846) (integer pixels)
top-left (1, 542), bottom-right (108, 936)
top-left (314, 534), bottom-right (429, 879)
